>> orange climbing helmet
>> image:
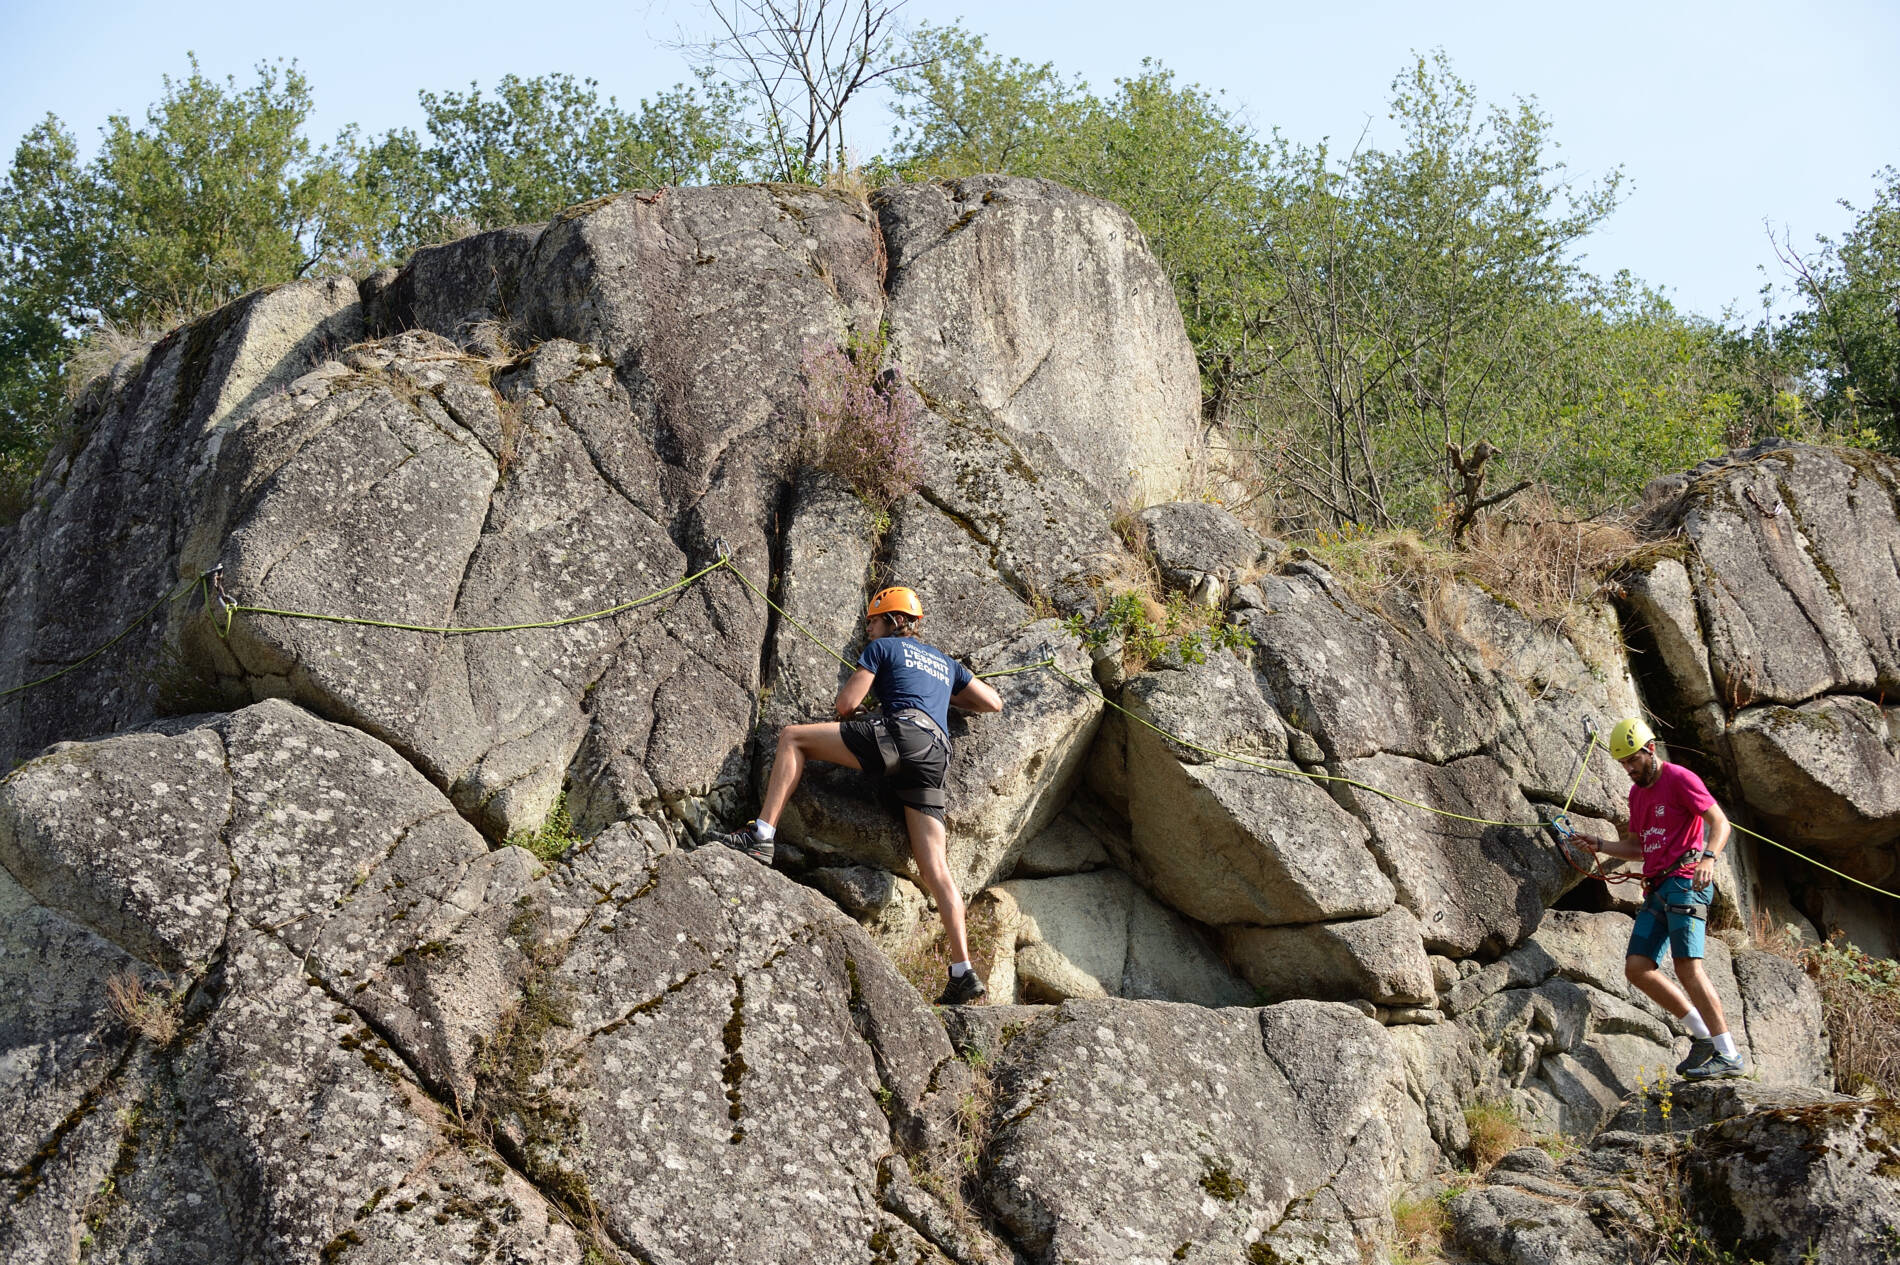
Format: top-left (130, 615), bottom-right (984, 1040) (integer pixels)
top-left (867, 587), bottom-right (922, 620)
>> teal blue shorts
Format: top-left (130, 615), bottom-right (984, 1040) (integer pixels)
top-left (1627, 874), bottom-right (1710, 963)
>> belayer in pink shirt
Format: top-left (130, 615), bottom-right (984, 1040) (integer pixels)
top-left (1586, 717), bottom-right (1746, 1079)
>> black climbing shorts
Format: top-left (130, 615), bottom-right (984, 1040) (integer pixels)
top-left (839, 714), bottom-right (950, 822)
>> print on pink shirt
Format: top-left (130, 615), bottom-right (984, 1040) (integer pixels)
top-left (1627, 762), bottom-right (1716, 881)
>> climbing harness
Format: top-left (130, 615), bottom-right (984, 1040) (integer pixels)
top-left (870, 708), bottom-right (950, 813)
top-left (8, 551), bottom-right (1899, 906)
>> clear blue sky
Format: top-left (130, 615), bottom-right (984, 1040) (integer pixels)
top-left (3, 0), bottom-right (1894, 321)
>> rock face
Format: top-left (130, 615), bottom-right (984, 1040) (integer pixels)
top-left (0, 701), bottom-right (1000, 1265)
top-left (1411, 909), bottom-right (1833, 1141)
top-left (1635, 443), bottom-right (1900, 914)
top-left (0, 277), bottom-right (365, 775)
top-left (1450, 1081), bottom-right (1900, 1265)
top-left (1137, 500), bottom-right (1280, 603)
top-left (0, 180), bottom-right (1193, 847)
top-left (1116, 652), bottom-right (1394, 928)
top-left (1, 174), bottom-right (1889, 1264)
top-left (982, 869), bottom-right (1253, 1007)
top-left (878, 176), bottom-right (1202, 504)
top-left (971, 999), bottom-right (1433, 1265)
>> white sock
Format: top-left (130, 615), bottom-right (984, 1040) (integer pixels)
top-left (949, 961), bottom-right (972, 977)
top-left (752, 820), bottom-right (776, 841)
top-left (1681, 1008), bottom-right (1711, 1039)
top-left (1713, 1032), bottom-right (1738, 1058)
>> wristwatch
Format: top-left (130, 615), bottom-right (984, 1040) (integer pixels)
top-left (1699, 848), bottom-right (1718, 860)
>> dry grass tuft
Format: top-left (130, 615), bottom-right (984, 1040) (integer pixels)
top-left (105, 971), bottom-right (178, 1046)
top-left (1389, 1191), bottom-right (1453, 1264)
top-left (495, 394), bottom-right (526, 482)
top-left (1463, 495), bottom-right (1641, 625)
top-left (63, 312), bottom-right (198, 403)
top-left (1463, 1097), bottom-right (1529, 1171)
top-left (463, 317), bottom-right (535, 363)
top-left (887, 897), bottom-right (1009, 1002)
top-left (1299, 494), bottom-right (1644, 664)
top-left (1756, 926), bottom-right (1900, 1097)
top-left (822, 159), bottom-right (875, 200)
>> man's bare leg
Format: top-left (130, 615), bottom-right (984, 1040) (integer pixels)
top-left (904, 806), bottom-right (970, 965)
top-left (1626, 953), bottom-right (1692, 1018)
top-left (1671, 957), bottom-right (1730, 1035)
top-left (757, 722), bottom-right (861, 827)
top-left (1626, 954), bottom-right (1729, 1034)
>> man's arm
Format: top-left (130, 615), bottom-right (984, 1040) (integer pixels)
top-left (1694, 802), bottom-right (1730, 888)
top-left (834, 668), bottom-right (875, 719)
top-left (950, 677), bottom-right (1003, 714)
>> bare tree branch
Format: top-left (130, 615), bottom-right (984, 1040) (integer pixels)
top-left (683, 0), bottom-right (922, 181)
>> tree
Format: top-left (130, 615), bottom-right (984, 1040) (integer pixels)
top-left (1042, 65), bottom-right (1273, 424)
top-left (688, 0), bottom-right (919, 182)
top-left (0, 57), bottom-right (368, 461)
top-left (1776, 167), bottom-right (1900, 448)
top-left (888, 39), bottom-right (1271, 424)
top-left (1249, 53), bottom-right (1625, 526)
top-left (885, 22), bottom-right (1084, 178)
top-left (1514, 279), bottom-right (1734, 513)
top-left (352, 70), bottom-right (761, 256)
top-left (0, 118), bottom-right (94, 455)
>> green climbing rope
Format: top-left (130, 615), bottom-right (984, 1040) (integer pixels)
top-left (722, 561), bottom-right (859, 674)
top-left (0, 574), bottom-right (206, 704)
top-left (1729, 822), bottom-right (1900, 902)
top-left (213, 558), bottom-right (731, 639)
top-left (10, 547), bottom-right (1894, 905)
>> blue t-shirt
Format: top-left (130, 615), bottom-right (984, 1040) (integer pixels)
top-left (858, 636), bottom-right (973, 734)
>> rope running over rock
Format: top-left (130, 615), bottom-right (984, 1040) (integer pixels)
top-left (5, 553), bottom-right (1893, 903)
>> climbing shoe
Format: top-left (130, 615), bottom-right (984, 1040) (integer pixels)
top-left (935, 971), bottom-right (987, 1006)
top-left (706, 825), bottom-right (774, 867)
top-left (1674, 1037), bottom-right (1716, 1076)
top-left (1682, 1051), bottom-right (1747, 1081)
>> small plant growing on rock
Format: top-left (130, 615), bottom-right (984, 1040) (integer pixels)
top-left (105, 971), bottom-right (178, 1046)
top-left (1198, 1160), bottom-right (1247, 1201)
top-left (1061, 588), bottom-right (1254, 674)
top-left (799, 329), bottom-right (923, 509)
top-left (1462, 1097), bottom-right (1529, 1170)
top-left (506, 792), bottom-right (581, 862)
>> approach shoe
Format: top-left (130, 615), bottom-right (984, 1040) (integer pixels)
top-left (1674, 1037), bottom-right (1716, 1076)
top-left (1682, 1051), bottom-right (1747, 1081)
top-left (706, 825), bottom-right (774, 867)
top-left (935, 971), bottom-right (988, 1007)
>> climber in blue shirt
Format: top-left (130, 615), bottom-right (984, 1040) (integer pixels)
top-left (708, 586), bottom-right (1003, 1005)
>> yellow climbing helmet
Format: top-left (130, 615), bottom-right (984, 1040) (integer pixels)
top-left (866, 587), bottom-right (922, 620)
top-left (1609, 717), bottom-right (1656, 761)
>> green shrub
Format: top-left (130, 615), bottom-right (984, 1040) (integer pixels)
top-left (1798, 933), bottom-right (1900, 1097)
top-left (506, 792), bottom-right (581, 862)
top-left (1061, 588), bottom-right (1254, 674)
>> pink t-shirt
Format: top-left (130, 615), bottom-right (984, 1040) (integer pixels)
top-left (1628, 762), bottom-right (1716, 881)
